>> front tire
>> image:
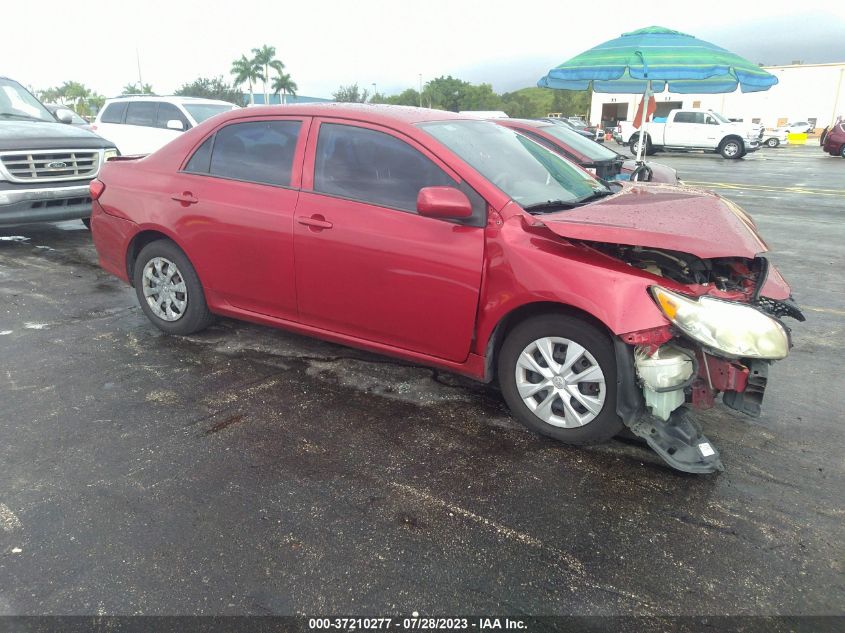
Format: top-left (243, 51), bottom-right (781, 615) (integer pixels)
top-left (133, 239), bottom-right (216, 335)
top-left (498, 314), bottom-right (621, 445)
top-left (720, 138), bottom-right (743, 159)
top-left (766, 138), bottom-right (779, 148)
top-left (840, 145), bottom-right (845, 158)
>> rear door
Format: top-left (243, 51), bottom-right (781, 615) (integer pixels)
top-left (664, 111), bottom-right (710, 147)
top-left (165, 116), bottom-right (309, 320)
top-left (293, 119), bottom-right (485, 362)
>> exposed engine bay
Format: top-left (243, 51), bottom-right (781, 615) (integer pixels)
top-left (584, 241), bottom-right (805, 321)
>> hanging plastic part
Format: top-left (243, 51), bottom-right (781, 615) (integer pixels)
top-left (628, 407), bottom-right (724, 474)
top-left (630, 163), bottom-right (654, 182)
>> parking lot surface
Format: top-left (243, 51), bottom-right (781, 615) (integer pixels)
top-left (1, 145), bottom-right (843, 616)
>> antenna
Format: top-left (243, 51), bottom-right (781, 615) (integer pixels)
top-left (136, 48), bottom-right (143, 86)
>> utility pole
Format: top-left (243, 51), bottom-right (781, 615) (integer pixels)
top-left (372, 83), bottom-right (377, 103)
top-left (136, 48), bottom-right (143, 88)
top-left (418, 74), bottom-right (423, 107)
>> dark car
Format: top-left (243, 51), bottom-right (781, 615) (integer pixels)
top-left (821, 121), bottom-right (845, 158)
top-left (89, 103), bottom-right (802, 474)
top-left (0, 76), bottom-right (117, 227)
top-left (496, 118), bottom-right (679, 183)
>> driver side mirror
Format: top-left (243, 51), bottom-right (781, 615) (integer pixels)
top-left (166, 119), bottom-right (185, 131)
top-left (55, 108), bottom-right (75, 124)
top-left (417, 186), bottom-right (473, 219)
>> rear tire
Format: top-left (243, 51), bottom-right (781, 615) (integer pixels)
top-left (498, 314), bottom-right (622, 446)
top-left (629, 134), bottom-right (650, 157)
top-left (766, 138), bottom-right (779, 148)
top-left (132, 239), bottom-right (216, 335)
top-left (840, 145), bottom-right (845, 158)
top-left (81, 218), bottom-right (91, 229)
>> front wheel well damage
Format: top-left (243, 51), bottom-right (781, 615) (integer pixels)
top-left (483, 302), bottom-right (613, 383)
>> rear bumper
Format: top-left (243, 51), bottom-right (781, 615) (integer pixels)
top-left (0, 183), bottom-right (93, 225)
top-left (90, 202), bottom-right (137, 283)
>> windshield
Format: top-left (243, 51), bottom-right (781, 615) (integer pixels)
top-left (710, 111), bottom-right (730, 124)
top-left (535, 123), bottom-right (618, 162)
top-left (183, 103), bottom-right (237, 123)
top-left (0, 78), bottom-right (55, 122)
top-left (419, 120), bottom-right (608, 208)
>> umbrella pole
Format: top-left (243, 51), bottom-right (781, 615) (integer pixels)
top-left (635, 80), bottom-right (652, 165)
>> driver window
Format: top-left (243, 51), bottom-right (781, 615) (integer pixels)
top-left (705, 115), bottom-right (718, 125)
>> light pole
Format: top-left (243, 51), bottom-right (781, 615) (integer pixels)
top-left (372, 83), bottom-right (377, 103)
top-left (418, 74), bottom-right (423, 107)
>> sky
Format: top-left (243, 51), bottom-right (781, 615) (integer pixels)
top-left (3, 0), bottom-right (845, 99)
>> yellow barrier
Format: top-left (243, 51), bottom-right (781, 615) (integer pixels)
top-left (787, 132), bottom-right (808, 145)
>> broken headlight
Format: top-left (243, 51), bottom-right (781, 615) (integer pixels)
top-left (650, 286), bottom-right (789, 360)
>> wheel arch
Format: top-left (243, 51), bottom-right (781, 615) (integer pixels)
top-left (719, 134), bottom-right (744, 149)
top-left (125, 227), bottom-right (191, 287)
top-left (482, 301), bottom-right (614, 383)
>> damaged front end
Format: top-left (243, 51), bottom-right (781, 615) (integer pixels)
top-left (597, 243), bottom-right (805, 474)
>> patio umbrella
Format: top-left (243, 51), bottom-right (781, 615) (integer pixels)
top-left (537, 26), bottom-right (779, 175)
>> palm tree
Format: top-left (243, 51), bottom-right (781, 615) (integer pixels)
top-left (252, 45), bottom-right (281, 105)
top-left (230, 55), bottom-right (262, 106)
top-left (271, 72), bottom-right (298, 105)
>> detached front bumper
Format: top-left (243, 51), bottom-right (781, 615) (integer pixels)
top-left (0, 182), bottom-right (93, 225)
top-left (614, 327), bottom-right (792, 474)
top-left (742, 138), bottom-right (762, 153)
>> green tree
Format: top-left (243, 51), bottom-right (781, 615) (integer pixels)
top-left (271, 72), bottom-right (298, 105)
top-left (332, 83), bottom-right (369, 103)
top-left (251, 45), bottom-right (282, 104)
top-left (230, 55), bottom-right (262, 105)
top-left (422, 75), bottom-right (471, 111)
top-left (175, 76), bottom-right (242, 104)
top-left (456, 83), bottom-right (503, 111)
top-left (122, 82), bottom-right (154, 95)
top-left (384, 88), bottom-right (420, 107)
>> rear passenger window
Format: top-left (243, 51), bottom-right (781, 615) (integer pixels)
top-left (184, 137), bottom-right (214, 174)
top-left (208, 120), bottom-right (301, 187)
top-left (314, 123), bottom-right (455, 212)
top-left (100, 102), bottom-right (127, 124)
top-left (125, 101), bottom-right (158, 127)
top-left (156, 103), bottom-right (190, 130)
top-left (674, 112), bottom-right (694, 124)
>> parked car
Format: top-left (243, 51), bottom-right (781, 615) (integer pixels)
top-left (89, 104), bottom-right (802, 474)
top-left (44, 103), bottom-right (92, 130)
top-left (779, 121), bottom-right (814, 135)
top-left (761, 128), bottom-right (788, 148)
top-left (0, 76), bottom-right (117, 227)
top-left (821, 121), bottom-right (845, 157)
top-left (91, 95), bottom-right (237, 155)
top-left (541, 117), bottom-right (603, 142)
top-left (618, 108), bottom-right (764, 158)
top-left (495, 118), bottom-right (679, 183)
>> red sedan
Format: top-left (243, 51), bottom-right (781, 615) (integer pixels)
top-left (496, 118), bottom-right (680, 183)
top-left (90, 104), bottom-right (802, 474)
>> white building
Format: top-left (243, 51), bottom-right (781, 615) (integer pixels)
top-left (590, 62), bottom-right (845, 131)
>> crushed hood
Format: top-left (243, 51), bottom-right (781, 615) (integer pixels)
top-left (532, 183), bottom-right (768, 259)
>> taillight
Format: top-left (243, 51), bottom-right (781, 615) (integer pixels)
top-left (90, 124), bottom-right (98, 131)
top-left (89, 179), bottom-right (105, 200)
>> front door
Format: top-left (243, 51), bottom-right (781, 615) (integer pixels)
top-left (293, 119), bottom-right (485, 362)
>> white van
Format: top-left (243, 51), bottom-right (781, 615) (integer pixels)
top-left (92, 96), bottom-right (237, 155)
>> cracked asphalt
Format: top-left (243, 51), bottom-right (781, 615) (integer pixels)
top-left (0, 145), bottom-right (843, 616)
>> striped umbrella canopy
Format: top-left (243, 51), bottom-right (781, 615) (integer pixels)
top-left (538, 26), bottom-right (778, 94)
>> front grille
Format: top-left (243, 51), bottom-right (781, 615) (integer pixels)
top-left (0, 150), bottom-right (100, 182)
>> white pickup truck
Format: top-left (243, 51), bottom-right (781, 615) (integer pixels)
top-left (618, 108), bottom-right (764, 159)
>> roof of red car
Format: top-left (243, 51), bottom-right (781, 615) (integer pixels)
top-left (222, 103), bottom-right (472, 125)
top-left (496, 118), bottom-right (553, 129)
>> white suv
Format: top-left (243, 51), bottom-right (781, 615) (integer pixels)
top-left (91, 96), bottom-right (237, 155)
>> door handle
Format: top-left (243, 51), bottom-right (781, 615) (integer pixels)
top-left (171, 192), bottom-right (198, 205)
top-left (297, 215), bottom-right (333, 230)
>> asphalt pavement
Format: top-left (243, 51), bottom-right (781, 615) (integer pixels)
top-left (1, 145), bottom-right (843, 617)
